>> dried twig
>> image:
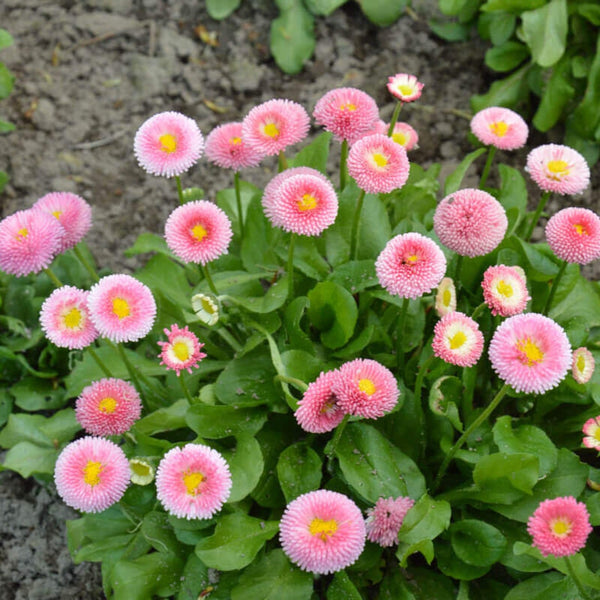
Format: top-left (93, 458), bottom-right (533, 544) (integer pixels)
top-left (71, 129), bottom-right (128, 150)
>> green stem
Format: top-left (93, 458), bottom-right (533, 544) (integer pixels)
top-left (387, 101), bottom-right (403, 136)
top-left (396, 297), bottom-right (410, 370)
top-left (278, 150), bottom-right (288, 172)
top-left (479, 146), bottom-right (497, 189)
top-left (179, 372), bottom-right (194, 404)
top-left (432, 383), bottom-right (510, 492)
top-left (454, 255), bottom-right (464, 284)
top-left (350, 189), bottom-right (366, 259)
top-left (543, 260), bottom-right (567, 316)
top-left (287, 233), bottom-right (296, 301)
top-left (564, 555), bottom-right (593, 600)
top-left (215, 326), bottom-right (242, 353)
top-left (175, 175), bottom-right (185, 205)
top-left (88, 346), bottom-right (112, 378)
top-left (234, 171), bottom-right (244, 239)
top-left (44, 267), bottom-right (63, 288)
top-left (525, 190), bottom-right (551, 242)
top-left (275, 374), bottom-right (308, 392)
top-left (471, 301), bottom-right (487, 322)
top-left (414, 353), bottom-right (436, 407)
top-left (339, 139), bottom-right (349, 191)
top-left (326, 414), bottom-right (350, 459)
top-left (202, 264), bottom-right (219, 296)
top-left (72, 245), bottom-right (99, 281)
top-left (115, 342), bottom-right (144, 394)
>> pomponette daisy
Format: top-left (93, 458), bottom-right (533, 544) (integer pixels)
top-left (40, 285), bottom-right (98, 349)
top-left (527, 496), bottom-right (592, 557)
top-left (191, 293), bottom-right (219, 326)
top-left (347, 134), bottom-right (410, 194)
top-left (313, 87), bottom-right (379, 143)
top-left (526, 144), bottom-right (590, 195)
top-left (332, 358), bottom-right (399, 419)
top-left (158, 324), bottom-right (206, 376)
top-left (75, 378), bottom-right (142, 436)
top-left (386, 73), bottom-right (424, 103)
top-left (582, 416), bottom-right (600, 450)
top-left (87, 274), bottom-right (156, 343)
top-left (242, 98), bottom-right (309, 156)
top-left (134, 111), bottom-right (204, 178)
top-left (165, 200), bottom-right (233, 265)
top-left (572, 347), bottom-right (595, 385)
top-left (545, 207), bottom-right (600, 264)
top-left (376, 232), bottom-right (447, 299)
top-left (262, 167), bottom-right (338, 236)
top-left (279, 490), bottom-right (366, 574)
top-left (204, 121), bottom-right (265, 170)
top-left (295, 369), bottom-right (344, 433)
top-left (435, 277), bottom-right (457, 317)
top-left (481, 264), bottom-right (530, 317)
top-left (470, 107), bottom-right (528, 151)
top-left (488, 313), bottom-right (572, 394)
top-left (390, 122), bottom-right (419, 151)
top-left (0, 208), bottom-right (63, 277)
top-left (54, 436), bottom-right (130, 513)
top-left (129, 458), bottom-right (155, 486)
top-left (155, 444), bottom-right (232, 519)
top-left (432, 311), bottom-right (484, 367)
top-left (33, 192), bottom-right (92, 252)
top-left (433, 189), bottom-right (508, 257)
top-left (365, 496), bottom-right (415, 547)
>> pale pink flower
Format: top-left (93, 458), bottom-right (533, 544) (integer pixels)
top-left (76, 378), bottom-right (142, 436)
top-left (470, 107), bottom-right (528, 151)
top-left (295, 370), bottom-right (344, 433)
top-left (33, 192), bottom-right (92, 252)
top-left (489, 313), bottom-right (572, 394)
top-left (242, 99), bottom-right (309, 156)
top-left (40, 286), bottom-right (98, 349)
top-left (526, 144), bottom-right (590, 195)
top-left (527, 496), bottom-right (592, 557)
top-left (572, 347), bottom-right (595, 385)
top-left (87, 274), bottom-right (156, 343)
top-left (435, 277), bottom-right (457, 317)
top-left (155, 444), bottom-right (232, 519)
top-left (204, 121), bottom-right (265, 170)
top-left (482, 265), bottom-right (530, 317)
top-left (134, 111), bottom-right (204, 178)
top-left (582, 416), bottom-right (600, 450)
top-left (390, 122), bottom-right (419, 151)
top-left (365, 496), bottom-right (415, 547)
top-left (432, 312), bottom-right (484, 367)
top-left (0, 209), bottom-right (62, 277)
top-left (54, 436), bottom-right (130, 513)
top-left (158, 324), bottom-right (206, 376)
top-left (546, 207), bottom-right (600, 264)
top-left (434, 189), bottom-right (508, 257)
top-left (387, 73), bottom-right (424, 103)
top-left (376, 232), bottom-right (447, 299)
top-left (164, 200), bottom-right (233, 265)
top-left (279, 490), bottom-right (366, 574)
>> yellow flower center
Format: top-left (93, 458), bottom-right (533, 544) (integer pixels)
top-left (201, 298), bottom-right (216, 313)
top-left (229, 136), bottom-right (242, 146)
top-left (112, 297), bottom-right (130, 319)
top-left (191, 223), bottom-right (208, 242)
top-left (309, 518), bottom-right (338, 541)
top-left (517, 338), bottom-right (544, 367)
top-left (130, 459), bottom-right (153, 482)
top-left (574, 223), bottom-right (588, 236)
top-left (442, 289), bottom-right (452, 307)
top-left (405, 254), bottom-right (419, 265)
top-left (340, 102), bottom-right (357, 112)
top-left (16, 227), bottom-right (28, 240)
top-left (297, 193), bottom-right (317, 212)
top-left (448, 331), bottom-right (466, 350)
top-left (550, 518), bottom-right (572, 538)
top-left (593, 427), bottom-right (600, 442)
top-left (159, 133), bottom-right (177, 154)
top-left (319, 398), bottom-right (337, 415)
top-left (63, 307), bottom-right (83, 329)
top-left (358, 378), bottom-right (376, 396)
top-left (577, 353), bottom-right (586, 374)
top-left (547, 159), bottom-right (570, 179)
top-left (397, 84), bottom-right (414, 96)
top-left (263, 122), bottom-right (279, 138)
top-left (98, 397), bottom-right (117, 414)
top-left (172, 340), bottom-right (191, 362)
top-left (489, 121), bottom-right (508, 137)
top-left (52, 210), bottom-right (63, 219)
top-left (496, 280), bottom-right (514, 298)
top-left (372, 152), bottom-right (388, 168)
top-left (83, 461), bottom-right (103, 487)
top-left (183, 471), bottom-right (204, 496)
top-left (392, 131), bottom-right (408, 146)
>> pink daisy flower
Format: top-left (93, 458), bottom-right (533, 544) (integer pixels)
top-left (40, 286), bottom-right (98, 349)
top-left (488, 313), bottom-right (572, 394)
top-left (572, 347), bottom-right (595, 385)
top-left (134, 111), bottom-right (204, 178)
top-left (545, 207), bottom-right (600, 264)
top-left (526, 144), bottom-right (590, 195)
top-left (155, 444), bottom-right (232, 519)
top-left (435, 277), bottom-right (457, 317)
top-left (582, 416), bottom-right (600, 450)
top-left (390, 122), bottom-right (419, 151)
top-left (433, 189), bottom-right (508, 257)
top-left (481, 265), bottom-right (530, 317)
top-left (332, 359), bottom-right (399, 419)
top-left (204, 121), bottom-right (265, 170)
top-left (365, 496), bottom-right (415, 547)
top-left (295, 370), bottom-right (345, 433)
top-left (432, 311), bottom-right (484, 367)
top-left (279, 490), bottom-right (366, 574)
top-left (241, 99), bottom-right (309, 157)
top-left (87, 274), bottom-right (156, 343)
top-left (527, 496), bottom-right (592, 557)
top-left (470, 107), bottom-right (528, 151)
top-left (75, 378), bottom-right (142, 436)
top-left (387, 74), bottom-right (424, 103)
top-left (164, 200), bottom-right (233, 265)
top-left (32, 192), bottom-right (92, 252)
top-left (0, 209), bottom-right (62, 277)
top-left (262, 168), bottom-right (338, 236)
top-left (158, 324), bottom-right (206, 376)
top-left (347, 134), bottom-right (410, 194)
top-left (54, 436), bottom-right (130, 513)
top-left (376, 232), bottom-right (447, 299)
top-left (313, 87), bottom-right (379, 143)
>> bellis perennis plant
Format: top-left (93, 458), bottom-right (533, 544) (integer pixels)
top-left (1, 77), bottom-right (600, 600)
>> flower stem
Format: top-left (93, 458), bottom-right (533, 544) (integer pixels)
top-left (202, 264), bottom-right (219, 296)
top-left (414, 353), bottom-right (436, 407)
top-left (543, 260), bottom-right (567, 316)
top-left (215, 326), bottom-right (242, 353)
top-left (326, 414), bottom-right (350, 459)
top-left (471, 301), bottom-right (487, 321)
top-left (479, 146), bottom-right (497, 189)
top-left (432, 383), bottom-right (510, 492)
top-left (234, 171), bottom-right (244, 239)
top-left (88, 346), bottom-right (112, 378)
top-left (278, 150), bottom-right (288, 172)
top-left (350, 189), bottom-right (366, 259)
top-left (44, 267), bottom-right (63, 288)
top-left (275, 374), bottom-right (308, 392)
top-left (525, 190), bottom-right (551, 242)
top-left (114, 342), bottom-right (144, 394)
top-left (175, 175), bottom-right (185, 205)
top-left (179, 372), bottom-right (194, 404)
top-left (396, 297), bottom-right (410, 370)
top-left (565, 555), bottom-right (593, 600)
top-left (72, 245), bottom-right (100, 281)
top-left (339, 139), bottom-right (349, 191)
top-left (454, 254), bottom-right (464, 283)
top-left (387, 101), bottom-right (403, 136)
top-left (287, 233), bottom-right (296, 301)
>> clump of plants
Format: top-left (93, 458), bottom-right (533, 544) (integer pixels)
top-left (1, 74), bottom-right (600, 599)
top-left (0, 28), bottom-right (15, 193)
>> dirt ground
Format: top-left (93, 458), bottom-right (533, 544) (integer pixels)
top-left (0, 0), bottom-right (598, 597)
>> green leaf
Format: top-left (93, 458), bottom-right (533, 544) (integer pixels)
top-left (40, 408), bottom-right (80, 443)
top-left (444, 148), bottom-right (487, 195)
top-left (277, 443), bottom-right (322, 502)
top-left (0, 170), bottom-right (7, 193)
top-left (0, 412), bottom-right (52, 448)
top-left (357, 0), bottom-right (407, 26)
top-left (549, 269), bottom-right (600, 327)
top-left (216, 180), bottom-right (261, 237)
top-left (429, 20), bottom-right (471, 42)
top-left (480, 0), bottom-right (545, 13)
top-left (141, 512), bottom-right (183, 556)
top-left (241, 196), bottom-right (280, 273)
top-left (223, 275), bottom-right (288, 313)
top-left (186, 404), bottom-right (267, 438)
top-left (504, 572), bottom-right (566, 600)
top-left (327, 571), bottom-right (362, 599)
top-left (436, 541), bottom-right (490, 581)
top-left (522, 0), bottom-right (568, 67)
top-left (135, 398), bottom-right (190, 436)
top-left (356, 194), bottom-right (393, 260)
top-left (1, 441), bottom-right (58, 477)
top-left (0, 63), bottom-right (14, 100)
top-left (0, 119), bottom-right (15, 133)
top-left (195, 513), bottom-right (279, 571)
top-left (485, 41), bottom-right (529, 72)
top-left (284, 297), bottom-right (313, 353)
top-left (304, 0), bottom-right (347, 16)
top-left (223, 434), bottom-right (264, 502)
top-left (0, 29), bottom-right (14, 50)
top-left (439, 0), bottom-right (469, 16)
top-left (473, 453), bottom-right (539, 501)
top-left (177, 553), bottom-right (210, 600)
top-left (429, 376), bottom-right (463, 432)
top-left (206, 0), bottom-right (241, 20)
top-left (10, 377), bottom-right (68, 411)
top-left (507, 237), bottom-right (559, 282)
top-left (270, 3), bottom-right (315, 75)
top-left (124, 233), bottom-right (170, 258)
top-left (280, 350), bottom-right (324, 386)
top-left (471, 64), bottom-right (529, 112)
top-left (449, 520), bottom-right (507, 567)
top-left (579, 3), bottom-right (600, 25)
top-left (485, 12), bottom-right (517, 45)
top-left (289, 131), bottom-right (332, 173)
top-left (533, 58), bottom-right (574, 131)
